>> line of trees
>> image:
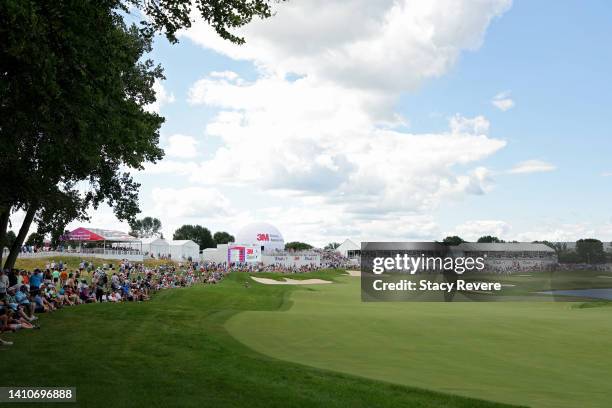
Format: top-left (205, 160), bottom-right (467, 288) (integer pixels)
top-left (549, 239), bottom-right (608, 264)
top-left (324, 242), bottom-right (341, 250)
top-left (173, 225), bottom-right (235, 250)
top-left (129, 217), bottom-right (163, 238)
top-left (440, 235), bottom-right (505, 244)
top-left (285, 242), bottom-right (313, 251)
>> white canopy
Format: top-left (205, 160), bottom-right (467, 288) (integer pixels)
top-left (138, 237), bottom-right (169, 257)
top-left (168, 240), bottom-right (199, 261)
top-left (336, 238), bottom-right (360, 257)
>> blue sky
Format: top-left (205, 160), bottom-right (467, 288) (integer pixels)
top-left (65, 0), bottom-right (612, 245)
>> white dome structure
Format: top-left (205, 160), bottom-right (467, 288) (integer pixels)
top-left (235, 222), bottom-right (285, 253)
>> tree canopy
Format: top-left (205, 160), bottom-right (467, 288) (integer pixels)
top-left (575, 239), bottom-right (606, 264)
top-left (129, 217), bottom-right (163, 238)
top-left (285, 242), bottom-right (313, 251)
top-left (441, 236), bottom-right (466, 246)
top-left (0, 0), bottom-right (279, 269)
top-left (133, 0), bottom-right (278, 44)
top-left (174, 225), bottom-right (215, 250)
top-left (25, 232), bottom-right (45, 247)
top-left (213, 231), bottom-right (235, 245)
top-left (324, 242), bottom-right (341, 250)
top-left (1, 231), bottom-right (16, 250)
top-left (476, 235), bottom-right (504, 243)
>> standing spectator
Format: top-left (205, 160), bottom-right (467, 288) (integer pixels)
top-left (52, 269), bottom-right (60, 286)
top-left (59, 269), bottom-right (68, 286)
top-left (95, 269), bottom-right (106, 302)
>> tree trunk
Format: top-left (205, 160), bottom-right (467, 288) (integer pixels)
top-left (4, 202), bottom-right (38, 271)
top-left (0, 208), bottom-right (9, 268)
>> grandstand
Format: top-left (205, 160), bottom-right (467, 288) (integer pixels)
top-left (457, 242), bottom-right (557, 273)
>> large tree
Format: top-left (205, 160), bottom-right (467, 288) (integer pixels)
top-left (25, 232), bottom-right (45, 247)
top-left (1, 231), bottom-right (16, 250)
top-left (576, 239), bottom-right (605, 264)
top-left (285, 241), bottom-right (313, 251)
top-left (441, 236), bottom-right (466, 246)
top-left (476, 235), bottom-right (504, 243)
top-left (0, 0), bottom-right (278, 269)
top-left (324, 242), bottom-right (341, 250)
top-left (213, 231), bottom-right (235, 245)
top-left (129, 217), bottom-right (162, 238)
top-left (174, 225), bottom-right (215, 250)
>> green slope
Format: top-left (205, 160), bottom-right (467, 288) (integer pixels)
top-left (226, 274), bottom-right (612, 408)
top-left (0, 273), bottom-right (512, 408)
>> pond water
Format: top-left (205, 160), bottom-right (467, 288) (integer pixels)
top-left (539, 288), bottom-right (612, 300)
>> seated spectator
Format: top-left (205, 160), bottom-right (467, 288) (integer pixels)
top-left (3, 307), bottom-right (37, 330)
top-left (1, 306), bottom-right (20, 342)
top-left (11, 286), bottom-right (37, 321)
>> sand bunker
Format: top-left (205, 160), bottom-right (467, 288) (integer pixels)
top-left (345, 270), bottom-right (361, 277)
top-left (251, 277), bottom-right (332, 285)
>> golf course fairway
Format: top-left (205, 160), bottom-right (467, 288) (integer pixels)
top-left (226, 274), bottom-right (612, 408)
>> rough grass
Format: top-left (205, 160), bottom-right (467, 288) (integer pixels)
top-left (0, 272), bottom-right (514, 408)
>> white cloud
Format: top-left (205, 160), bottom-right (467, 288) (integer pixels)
top-left (186, 72), bottom-right (506, 215)
top-left (159, 0), bottom-right (514, 241)
top-left (447, 220), bottom-right (612, 243)
top-left (223, 205), bottom-right (441, 246)
top-left (164, 134), bottom-right (199, 159)
top-left (512, 222), bottom-right (612, 242)
top-left (182, 0), bottom-right (511, 92)
top-left (66, 204), bottom-right (130, 233)
top-left (491, 91), bottom-right (514, 111)
top-left (601, 172), bottom-right (612, 177)
top-left (145, 80), bottom-right (176, 113)
top-left (447, 220), bottom-right (511, 241)
top-left (151, 187), bottom-right (230, 219)
top-left (210, 71), bottom-right (242, 82)
top-left (449, 114), bottom-right (490, 135)
top-left (508, 160), bottom-right (556, 174)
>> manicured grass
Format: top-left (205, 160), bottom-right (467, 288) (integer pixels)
top-left (227, 274), bottom-right (612, 408)
top-left (0, 273), bottom-right (513, 408)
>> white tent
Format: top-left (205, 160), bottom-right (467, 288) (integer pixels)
top-left (140, 237), bottom-right (170, 258)
top-left (201, 245), bottom-right (228, 263)
top-left (168, 240), bottom-right (199, 261)
top-left (336, 238), bottom-right (360, 258)
top-left (119, 237), bottom-right (169, 257)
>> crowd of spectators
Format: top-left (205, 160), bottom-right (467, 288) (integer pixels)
top-left (0, 251), bottom-right (351, 346)
top-left (0, 259), bottom-right (223, 346)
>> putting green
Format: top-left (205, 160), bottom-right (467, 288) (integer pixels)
top-left (225, 275), bottom-right (612, 408)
